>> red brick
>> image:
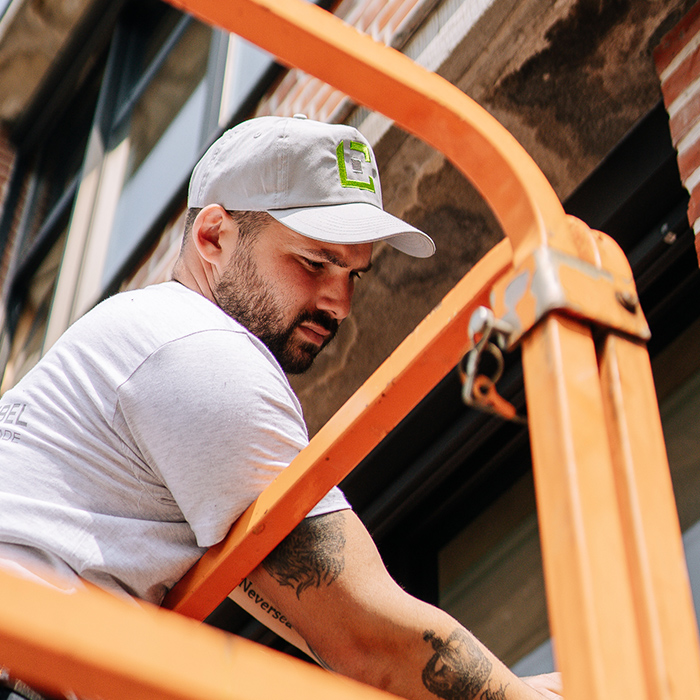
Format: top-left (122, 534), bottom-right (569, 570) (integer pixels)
top-left (372, 0), bottom-right (405, 38)
top-left (338, 0), bottom-right (374, 27)
top-left (290, 78), bottom-right (325, 115)
top-left (654, 1), bottom-right (700, 75)
top-left (267, 71), bottom-right (297, 110)
top-left (0, 143), bottom-right (16, 212)
top-left (659, 44), bottom-right (700, 107)
top-left (669, 88), bottom-right (700, 146)
top-left (383, 0), bottom-right (423, 40)
top-left (318, 90), bottom-right (349, 121)
top-left (678, 131), bottom-right (700, 177)
top-left (326, 95), bottom-right (354, 123)
top-left (686, 180), bottom-right (700, 223)
top-left (304, 83), bottom-right (334, 119)
top-left (278, 73), bottom-right (315, 113)
top-left (356, 0), bottom-right (385, 33)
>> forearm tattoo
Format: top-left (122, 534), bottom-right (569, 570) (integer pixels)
top-left (263, 512), bottom-right (346, 598)
top-left (422, 628), bottom-right (493, 700)
top-left (480, 681), bottom-right (508, 700)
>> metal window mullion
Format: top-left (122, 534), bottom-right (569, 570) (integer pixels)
top-left (200, 28), bottom-right (230, 143)
top-left (110, 14), bottom-right (194, 133)
top-left (45, 11), bottom-right (144, 340)
top-left (91, 19), bottom-right (132, 142)
top-left (2, 158), bottom-right (76, 332)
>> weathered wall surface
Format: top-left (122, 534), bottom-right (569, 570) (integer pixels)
top-left (292, 0), bottom-right (697, 435)
top-left (0, 0), bottom-right (693, 435)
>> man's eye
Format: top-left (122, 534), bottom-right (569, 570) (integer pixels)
top-left (302, 258), bottom-right (324, 271)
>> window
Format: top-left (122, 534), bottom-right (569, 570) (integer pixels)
top-left (653, 313), bottom-right (700, 618)
top-left (1, 0), bottom-right (279, 387)
top-left (70, 0), bottom-right (276, 307)
top-left (1, 227), bottom-right (69, 391)
top-left (0, 58), bottom-right (104, 389)
top-left (101, 8), bottom-right (215, 284)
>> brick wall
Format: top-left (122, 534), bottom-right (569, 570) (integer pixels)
top-left (0, 126), bottom-right (17, 296)
top-left (0, 128), bottom-right (14, 204)
top-left (256, 0), bottom-right (431, 121)
top-left (654, 2), bottom-right (700, 264)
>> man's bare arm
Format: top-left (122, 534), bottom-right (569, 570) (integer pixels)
top-left (244, 509), bottom-right (561, 700)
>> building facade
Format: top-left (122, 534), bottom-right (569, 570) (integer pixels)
top-left (0, 0), bottom-right (698, 676)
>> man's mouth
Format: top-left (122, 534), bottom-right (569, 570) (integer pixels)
top-left (293, 311), bottom-right (338, 347)
top-left (296, 321), bottom-right (332, 346)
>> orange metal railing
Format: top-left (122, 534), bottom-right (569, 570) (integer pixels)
top-left (0, 1), bottom-right (698, 699)
top-left (160, 2), bottom-right (700, 699)
top-left (0, 566), bottom-right (398, 700)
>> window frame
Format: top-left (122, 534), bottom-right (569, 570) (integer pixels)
top-left (0, 0), bottom-right (282, 383)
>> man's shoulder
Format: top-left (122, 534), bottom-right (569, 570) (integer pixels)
top-left (41, 281), bottom-right (266, 383)
top-left (101, 281), bottom-right (227, 322)
top-left (80, 281), bottom-right (242, 342)
top-left (99, 282), bottom-right (288, 380)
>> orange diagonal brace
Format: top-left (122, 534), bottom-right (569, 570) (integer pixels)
top-left (163, 240), bottom-right (512, 615)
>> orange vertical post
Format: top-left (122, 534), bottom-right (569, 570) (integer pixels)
top-left (599, 333), bottom-right (700, 697)
top-left (522, 315), bottom-right (650, 699)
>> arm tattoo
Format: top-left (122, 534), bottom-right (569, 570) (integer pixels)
top-left (422, 628), bottom-right (492, 700)
top-left (480, 681), bottom-right (508, 700)
top-left (263, 511), bottom-right (346, 598)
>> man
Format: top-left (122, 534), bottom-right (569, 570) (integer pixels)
top-left (0, 115), bottom-right (561, 699)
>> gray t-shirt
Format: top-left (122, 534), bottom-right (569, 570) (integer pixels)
top-left (0, 281), bottom-right (348, 604)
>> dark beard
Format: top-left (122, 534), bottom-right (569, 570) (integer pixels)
top-left (213, 248), bottom-right (338, 374)
top-left (261, 307), bottom-right (339, 374)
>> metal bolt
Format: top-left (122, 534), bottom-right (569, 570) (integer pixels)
top-left (663, 230), bottom-right (677, 245)
top-left (616, 291), bottom-right (638, 312)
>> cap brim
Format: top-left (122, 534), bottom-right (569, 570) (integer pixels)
top-left (268, 202), bottom-right (436, 258)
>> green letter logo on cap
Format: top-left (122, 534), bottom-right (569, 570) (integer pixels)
top-left (336, 140), bottom-right (376, 192)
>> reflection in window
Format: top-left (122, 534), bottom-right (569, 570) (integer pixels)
top-left (0, 55), bottom-right (104, 389)
top-left (123, 20), bottom-right (212, 179)
top-left (654, 314), bottom-right (700, 622)
top-left (17, 70), bottom-right (100, 260)
top-left (1, 228), bottom-right (69, 391)
top-left (102, 18), bottom-right (213, 285)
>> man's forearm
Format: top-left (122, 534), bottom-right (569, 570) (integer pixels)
top-left (249, 510), bottom-right (561, 700)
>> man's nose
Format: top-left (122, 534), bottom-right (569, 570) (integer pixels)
top-left (316, 276), bottom-right (353, 321)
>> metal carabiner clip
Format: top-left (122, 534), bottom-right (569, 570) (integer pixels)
top-left (459, 307), bottom-right (526, 425)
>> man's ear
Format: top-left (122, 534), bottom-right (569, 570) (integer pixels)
top-left (191, 204), bottom-right (237, 273)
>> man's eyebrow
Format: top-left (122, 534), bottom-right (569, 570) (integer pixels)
top-left (300, 248), bottom-right (373, 273)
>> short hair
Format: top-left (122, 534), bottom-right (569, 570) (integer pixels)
top-left (182, 208), bottom-right (274, 248)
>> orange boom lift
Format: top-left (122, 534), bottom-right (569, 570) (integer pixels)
top-left (0, 1), bottom-right (698, 699)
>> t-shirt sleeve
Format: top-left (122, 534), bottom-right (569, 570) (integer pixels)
top-left (114, 329), bottom-right (348, 547)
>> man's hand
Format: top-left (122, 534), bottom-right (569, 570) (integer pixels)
top-left (245, 509), bottom-right (561, 700)
top-left (521, 673), bottom-right (562, 699)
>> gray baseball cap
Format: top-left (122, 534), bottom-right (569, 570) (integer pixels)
top-left (188, 115), bottom-right (435, 258)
